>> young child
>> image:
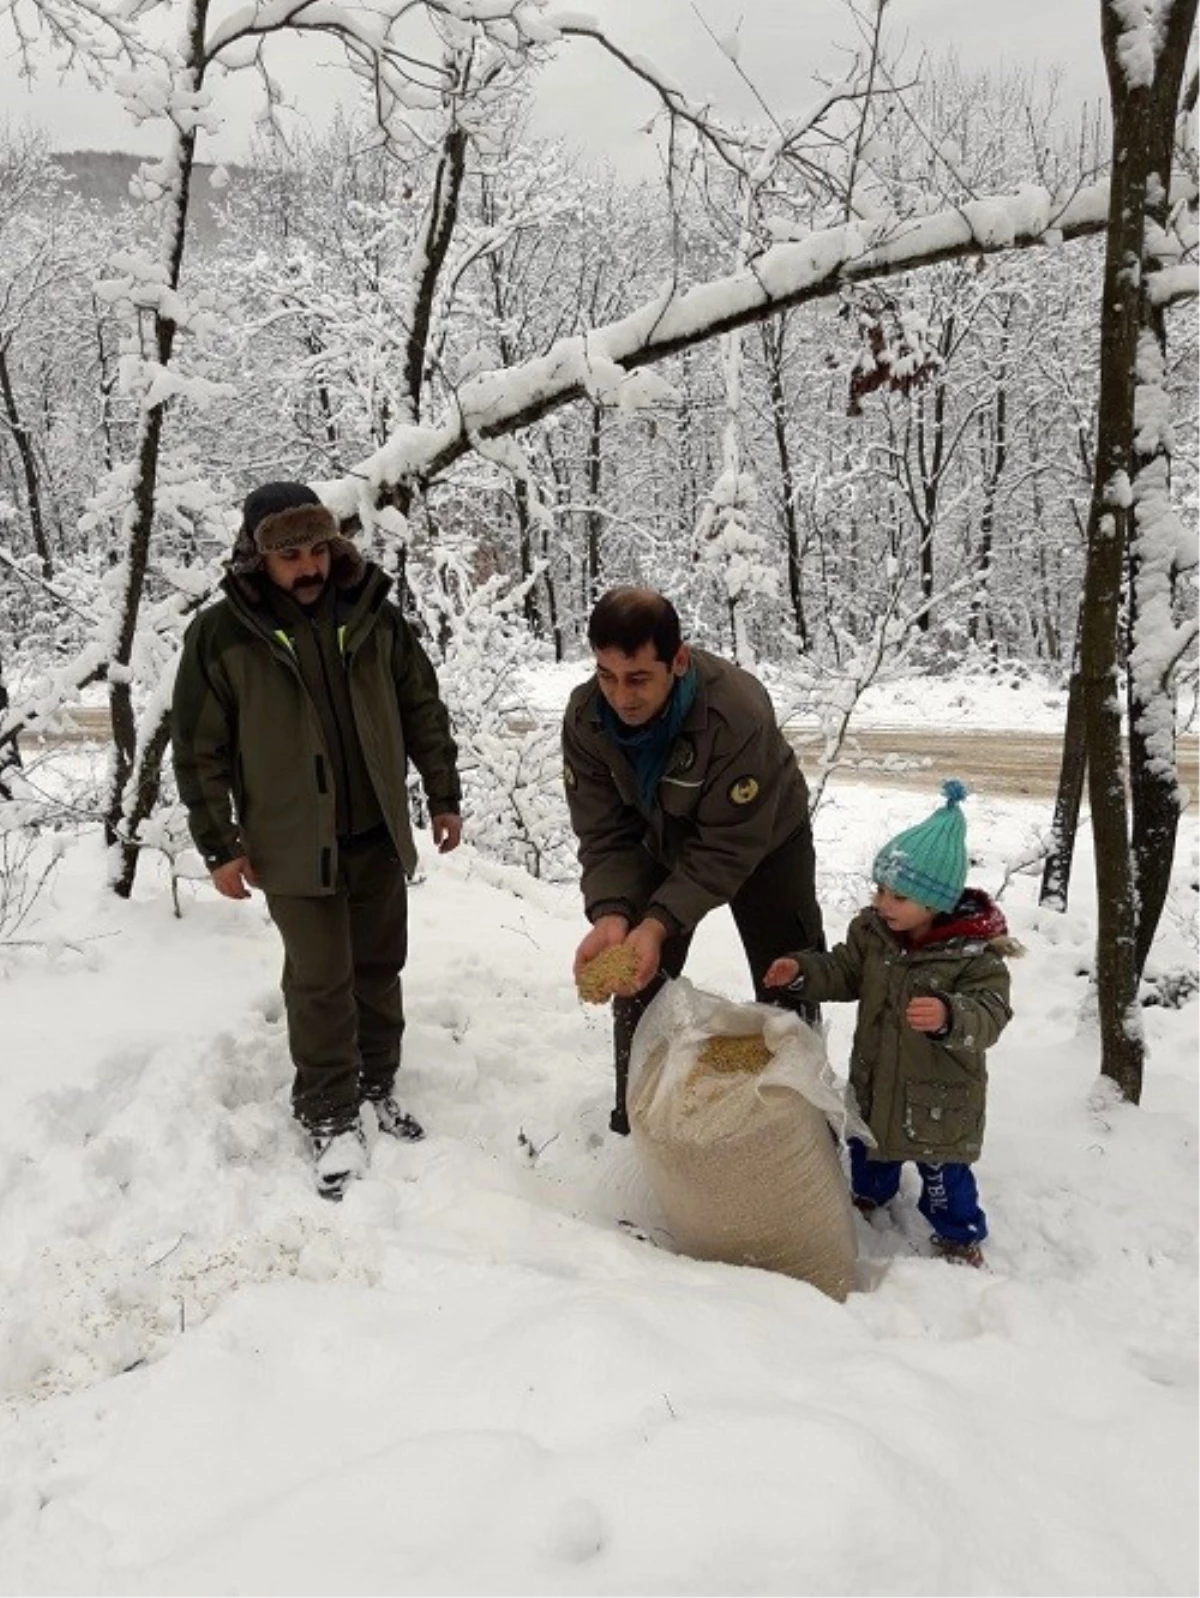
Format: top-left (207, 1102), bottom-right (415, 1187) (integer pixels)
top-left (764, 780), bottom-right (1020, 1267)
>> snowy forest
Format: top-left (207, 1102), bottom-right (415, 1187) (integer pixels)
top-left (0, 0), bottom-right (1196, 1102)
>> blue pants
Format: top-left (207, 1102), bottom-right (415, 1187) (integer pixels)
top-left (849, 1137), bottom-right (988, 1245)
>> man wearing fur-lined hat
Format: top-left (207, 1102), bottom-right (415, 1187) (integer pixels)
top-left (171, 481), bottom-right (462, 1199)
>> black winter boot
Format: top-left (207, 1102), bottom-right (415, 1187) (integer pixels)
top-left (311, 1120), bottom-right (367, 1200)
top-left (368, 1095), bottom-right (425, 1142)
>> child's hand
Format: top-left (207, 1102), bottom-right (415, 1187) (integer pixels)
top-left (907, 995), bottom-right (949, 1033)
top-left (763, 957), bottom-right (801, 989)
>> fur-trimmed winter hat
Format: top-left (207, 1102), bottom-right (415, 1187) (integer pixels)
top-left (228, 480), bottom-right (363, 583)
top-left (872, 779), bottom-right (970, 914)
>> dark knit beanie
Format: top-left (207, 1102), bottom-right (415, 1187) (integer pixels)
top-left (872, 779), bottom-right (970, 914)
top-left (228, 480), bottom-right (363, 583)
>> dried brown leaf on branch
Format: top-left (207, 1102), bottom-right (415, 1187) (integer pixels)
top-left (844, 294), bottom-right (943, 416)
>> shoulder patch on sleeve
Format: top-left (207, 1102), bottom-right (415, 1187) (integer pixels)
top-left (563, 762), bottom-right (577, 790)
top-left (728, 775), bottom-right (760, 805)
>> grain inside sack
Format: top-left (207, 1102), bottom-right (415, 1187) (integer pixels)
top-left (627, 978), bottom-right (862, 1302)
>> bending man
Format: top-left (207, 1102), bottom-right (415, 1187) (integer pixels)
top-left (563, 587), bottom-right (823, 1133)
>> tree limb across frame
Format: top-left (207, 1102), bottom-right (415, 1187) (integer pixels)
top-left (325, 178), bottom-right (1123, 518)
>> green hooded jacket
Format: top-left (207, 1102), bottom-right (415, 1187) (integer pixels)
top-left (171, 562), bottom-right (459, 894)
top-left (789, 891), bottom-right (1018, 1163)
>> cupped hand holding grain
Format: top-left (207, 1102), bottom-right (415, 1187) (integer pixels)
top-left (625, 916), bottom-right (668, 991)
top-left (577, 943), bottom-right (640, 1004)
top-left (572, 913), bottom-right (629, 981)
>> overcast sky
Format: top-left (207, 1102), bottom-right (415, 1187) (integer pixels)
top-left (1, 0), bottom-right (1110, 173)
top-left (532, 0), bottom-right (1110, 175)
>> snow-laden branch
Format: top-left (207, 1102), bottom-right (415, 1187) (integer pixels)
top-left (322, 179), bottom-right (1114, 516)
top-left (0, 0), bottom-right (142, 79)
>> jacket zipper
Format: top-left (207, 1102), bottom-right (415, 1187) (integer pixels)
top-left (311, 614), bottom-right (355, 834)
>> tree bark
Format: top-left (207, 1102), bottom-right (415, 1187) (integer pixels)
top-left (107, 0), bottom-right (208, 896)
top-left (0, 338), bottom-right (53, 579)
top-left (1124, 0), bottom-right (1196, 976)
top-left (401, 121), bottom-right (468, 426)
top-left (761, 318), bottom-right (809, 652)
top-left (1076, 0), bottom-right (1197, 1102)
top-left (969, 333), bottom-right (1010, 655)
top-left (1039, 640), bottom-right (1087, 912)
top-left (512, 474), bottom-right (543, 636)
top-left (913, 317), bottom-right (954, 632)
top-left (0, 639), bottom-right (19, 800)
top-left (585, 402), bottom-right (603, 599)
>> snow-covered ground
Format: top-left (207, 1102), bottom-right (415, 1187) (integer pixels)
top-left (0, 676), bottom-right (1196, 1596)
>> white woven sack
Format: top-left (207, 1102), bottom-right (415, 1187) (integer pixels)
top-left (627, 976), bottom-right (871, 1302)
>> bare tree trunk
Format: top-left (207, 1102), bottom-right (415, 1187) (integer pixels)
top-left (1028, 435), bottom-right (1063, 665)
top-left (761, 318), bottom-right (809, 652)
top-left (107, 404), bottom-right (175, 896)
top-left (911, 318), bottom-right (953, 633)
top-left (1124, 5), bottom-right (1195, 976)
top-left (305, 326), bottom-right (341, 460)
top-left (585, 402), bottom-right (603, 599)
top-left (115, 713), bottom-right (173, 877)
top-left (107, 0), bottom-right (208, 897)
top-left (512, 475), bottom-right (543, 636)
top-left (401, 122), bottom-right (468, 425)
top-left (1078, 144), bottom-right (1141, 1091)
top-left (92, 296), bottom-right (119, 476)
top-left (968, 348), bottom-right (1009, 656)
top-left (481, 180), bottom-right (546, 642)
top-left (540, 522), bottom-right (563, 663)
top-left (0, 338), bottom-right (53, 579)
top-left (1039, 628), bottom-right (1087, 911)
top-left (0, 640), bottom-right (19, 801)
top-left (1128, 636), bottom-right (1182, 975)
top-left (1076, 0), bottom-right (1197, 1101)
top-left (542, 436), bottom-right (573, 655)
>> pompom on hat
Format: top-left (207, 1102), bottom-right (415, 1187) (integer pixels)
top-left (228, 480), bottom-right (363, 583)
top-left (872, 779), bottom-right (970, 914)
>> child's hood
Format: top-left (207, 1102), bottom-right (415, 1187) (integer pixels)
top-left (908, 888), bottom-right (1025, 956)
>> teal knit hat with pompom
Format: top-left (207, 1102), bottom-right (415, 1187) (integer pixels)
top-left (872, 779), bottom-right (970, 913)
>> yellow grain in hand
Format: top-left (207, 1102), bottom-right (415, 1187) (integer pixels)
top-left (577, 944), bottom-right (640, 1004)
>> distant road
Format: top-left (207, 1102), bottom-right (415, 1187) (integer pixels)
top-left (787, 727), bottom-right (1199, 807)
top-left (19, 707), bottom-right (114, 743)
top-left (21, 708), bottom-right (1200, 808)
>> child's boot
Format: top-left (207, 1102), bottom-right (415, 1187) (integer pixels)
top-left (932, 1235), bottom-right (984, 1268)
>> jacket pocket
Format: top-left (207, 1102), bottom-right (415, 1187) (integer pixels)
top-left (903, 1080), bottom-right (980, 1149)
top-left (659, 779), bottom-right (702, 820)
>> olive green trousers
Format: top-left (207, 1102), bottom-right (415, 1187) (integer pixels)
top-left (266, 830), bottom-right (408, 1131)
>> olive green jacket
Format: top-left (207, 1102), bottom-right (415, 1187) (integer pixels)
top-left (788, 892), bottom-right (1017, 1163)
top-left (561, 648), bottom-right (811, 936)
top-left (171, 563), bottom-right (459, 894)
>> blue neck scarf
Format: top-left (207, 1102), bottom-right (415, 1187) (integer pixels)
top-left (600, 663), bottom-right (698, 809)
